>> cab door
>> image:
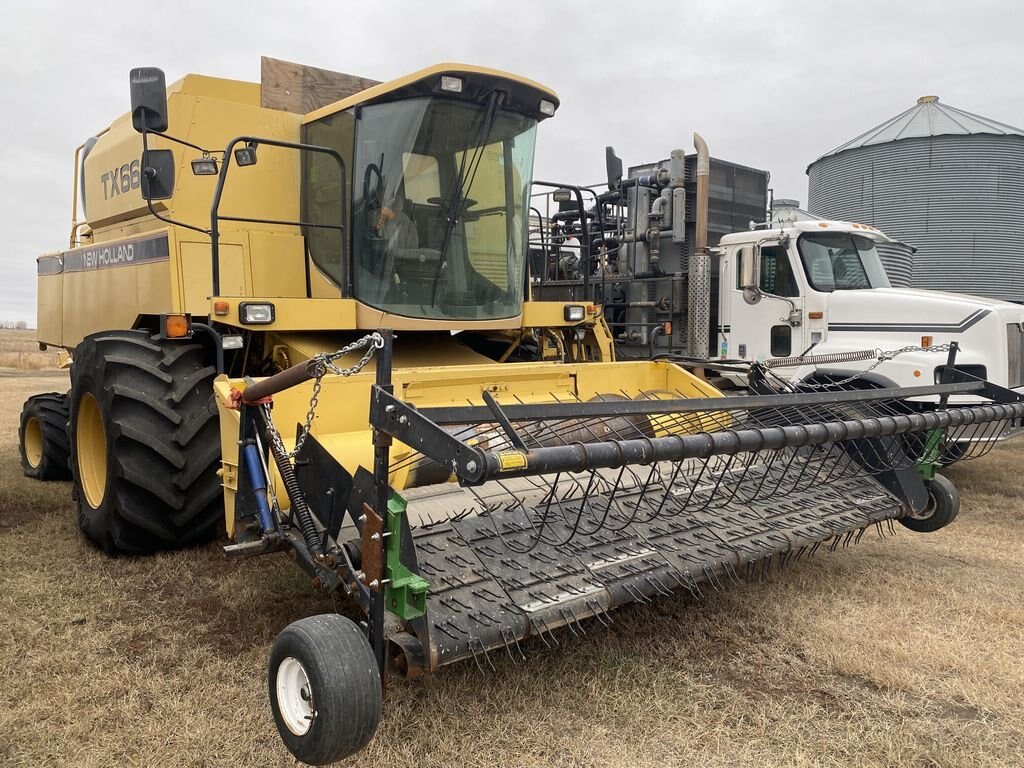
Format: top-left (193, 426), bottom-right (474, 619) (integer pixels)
top-left (724, 243), bottom-right (806, 361)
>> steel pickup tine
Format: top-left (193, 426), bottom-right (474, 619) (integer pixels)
top-left (501, 627), bottom-right (526, 663)
top-left (533, 616), bottom-right (559, 647)
top-left (586, 598), bottom-right (613, 627)
top-left (559, 607), bottom-right (585, 637)
top-left (646, 575), bottom-right (673, 597)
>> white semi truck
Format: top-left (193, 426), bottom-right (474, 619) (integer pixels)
top-left (531, 139), bottom-right (1024, 400)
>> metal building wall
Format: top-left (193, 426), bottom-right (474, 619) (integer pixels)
top-left (875, 241), bottom-right (914, 287)
top-left (807, 134), bottom-right (1024, 301)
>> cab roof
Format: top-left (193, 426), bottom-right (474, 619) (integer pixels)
top-left (302, 62), bottom-right (559, 124)
top-left (718, 219), bottom-right (893, 246)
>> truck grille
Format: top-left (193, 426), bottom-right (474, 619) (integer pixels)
top-left (1008, 323), bottom-right (1024, 388)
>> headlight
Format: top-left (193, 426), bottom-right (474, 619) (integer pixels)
top-left (564, 304), bottom-right (585, 322)
top-left (239, 302), bottom-right (275, 324)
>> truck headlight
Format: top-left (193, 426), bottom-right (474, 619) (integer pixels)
top-left (564, 304), bottom-right (585, 322)
top-left (239, 302), bottom-right (275, 324)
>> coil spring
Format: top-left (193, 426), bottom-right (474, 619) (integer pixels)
top-left (763, 349), bottom-right (879, 368)
top-left (267, 429), bottom-right (324, 558)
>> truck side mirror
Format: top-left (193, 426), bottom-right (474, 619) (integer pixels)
top-left (130, 67), bottom-right (168, 133)
top-left (140, 149), bottom-right (175, 200)
top-left (740, 245), bottom-right (762, 289)
top-left (740, 245), bottom-right (762, 304)
top-left (605, 146), bottom-right (623, 191)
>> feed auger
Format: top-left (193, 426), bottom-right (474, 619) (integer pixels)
top-left (227, 331), bottom-right (1023, 763)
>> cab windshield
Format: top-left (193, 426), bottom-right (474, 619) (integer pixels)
top-left (798, 232), bottom-right (891, 291)
top-left (351, 97), bottom-right (537, 320)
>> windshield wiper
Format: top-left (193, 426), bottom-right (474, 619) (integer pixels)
top-left (430, 92), bottom-right (501, 304)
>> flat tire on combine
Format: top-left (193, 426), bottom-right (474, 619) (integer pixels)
top-left (268, 614), bottom-right (383, 765)
top-left (900, 474), bottom-right (960, 533)
top-left (68, 330), bottom-right (221, 555)
top-left (18, 392), bottom-right (71, 480)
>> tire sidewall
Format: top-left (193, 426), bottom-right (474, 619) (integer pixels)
top-left (18, 403), bottom-right (47, 479)
top-left (267, 615), bottom-right (382, 765)
top-left (69, 339), bottom-right (120, 552)
top-left (268, 631), bottom-right (338, 763)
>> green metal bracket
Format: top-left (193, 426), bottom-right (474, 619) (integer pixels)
top-left (384, 492), bottom-right (428, 620)
top-left (916, 428), bottom-right (943, 481)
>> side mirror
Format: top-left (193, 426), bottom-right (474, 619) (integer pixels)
top-left (740, 245), bottom-right (762, 304)
top-left (740, 245), bottom-right (761, 289)
top-left (605, 146), bottom-right (623, 191)
top-left (130, 67), bottom-right (168, 133)
top-left (140, 149), bottom-right (175, 200)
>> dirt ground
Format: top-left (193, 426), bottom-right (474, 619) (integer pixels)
top-left (1, 370), bottom-right (1022, 767)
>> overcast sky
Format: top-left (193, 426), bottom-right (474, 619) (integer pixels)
top-left (2, 0), bottom-right (1022, 325)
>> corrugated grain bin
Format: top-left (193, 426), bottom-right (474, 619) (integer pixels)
top-left (807, 96), bottom-right (1024, 302)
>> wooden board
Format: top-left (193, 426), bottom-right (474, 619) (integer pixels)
top-left (260, 56), bottom-right (381, 114)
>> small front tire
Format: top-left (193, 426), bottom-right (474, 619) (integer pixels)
top-left (268, 614), bottom-right (382, 765)
top-left (900, 473), bottom-right (959, 533)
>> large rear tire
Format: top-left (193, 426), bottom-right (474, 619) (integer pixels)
top-left (69, 330), bottom-right (222, 555)
top-left (269, 614), bottom-right (383, 765)
top-left (19, 392), bottom-right (71, 480)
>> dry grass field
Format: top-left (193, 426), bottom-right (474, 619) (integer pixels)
top-left (1, 370), bottom-right (1023, 767)
top-left (0, 328), bottom-right (60, 370)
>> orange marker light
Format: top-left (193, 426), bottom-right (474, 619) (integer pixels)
top-left (808, 311), bottom-right (824, 320)
top-left (921, 335), bottom-right (933, 348)
top-left (164, 314), bottom-right (190, 338)
top-left (214, 301), bottom-right (230, 316)
top-left (913, 369), bottom-right (922, 378)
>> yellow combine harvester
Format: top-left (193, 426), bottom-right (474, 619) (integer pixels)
top-left (18, 60), bottom-right (1024, 764)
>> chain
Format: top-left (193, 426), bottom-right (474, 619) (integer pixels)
top-left (764, 343), bottom-right (953, 391)
top-left (265, 332), bottom-right (385, 460)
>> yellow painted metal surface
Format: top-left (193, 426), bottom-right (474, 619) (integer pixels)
top-left (213, 357), bottom-right (721, 538)
top-left (249, 231), bottom-right (307, 298)
top-left (23, 417), bottom-right (43, 468)
top-left (36, 274), bottom-right (62, 347)
top-left (76, 392), bottom-right (108, 508)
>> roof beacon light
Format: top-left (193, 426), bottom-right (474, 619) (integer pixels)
top-left (440, 76), bottom-right (463, 93)
top-left (539, 99), bottom-right (556, 116)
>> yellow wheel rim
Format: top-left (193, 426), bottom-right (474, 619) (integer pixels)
top-left (23, 416), bottom-right (43, 468)
top-left (77, 393), bottom-right (108, 508)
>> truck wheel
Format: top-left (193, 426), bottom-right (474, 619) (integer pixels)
top-left (899, 474), bottom-right (959, 533)
top-left (19, 392), bottom-right (71, 480)
top-left (69, 330), bottom-right (221, 555)
top-left (269, 614), bottom-right (383, 765)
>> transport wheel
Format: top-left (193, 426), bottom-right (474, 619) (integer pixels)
top-left (69, 330), bottom-right (221, 555)
top-left (18, 392), bottom-right (71, 480)
top-left (899, 474), bottom-right (960, 533)
top-left (268, 614), bottom-right (383, 765)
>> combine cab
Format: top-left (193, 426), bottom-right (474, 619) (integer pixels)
top-left (19, 60), bottom-right (1024, 764)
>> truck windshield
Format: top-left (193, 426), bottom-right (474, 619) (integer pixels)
top-left (350, 97), bottom-right (537, 320)
top-left (798, 232), bottom-right (891, 292)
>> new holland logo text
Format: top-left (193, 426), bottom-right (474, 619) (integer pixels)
top-left (81, 243), bottom-right (136, 268)
top-left (100, 160), bottom-right (141, 199)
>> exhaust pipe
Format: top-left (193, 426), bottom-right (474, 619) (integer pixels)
top-left (688, 132), bottom-right (711, 359)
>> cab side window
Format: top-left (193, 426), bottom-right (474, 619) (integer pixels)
top-left (735, 245), bottom-right (799, 296)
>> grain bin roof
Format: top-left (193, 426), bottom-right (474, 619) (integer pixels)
top-left (811, 96), bottom-right (1024, 164)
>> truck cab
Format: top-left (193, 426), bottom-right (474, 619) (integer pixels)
top-left (716, 220), bottom-right (1024, 393)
